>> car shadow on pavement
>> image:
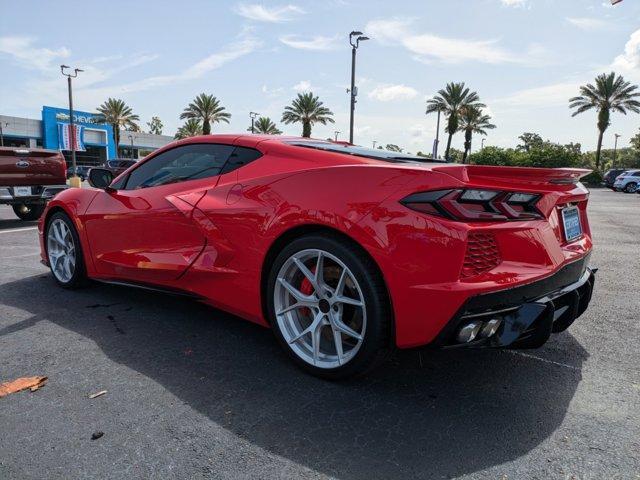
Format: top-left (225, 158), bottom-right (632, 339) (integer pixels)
top-left (2, 275), bottom-right (588, 479)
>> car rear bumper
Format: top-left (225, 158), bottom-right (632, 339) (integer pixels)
top-left (0, 185), bottom-right (68, 204)
top-left (432, 254), bottom-right (595, 349)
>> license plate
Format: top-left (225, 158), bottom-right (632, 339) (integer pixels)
top-left (561, 206), bottom-right (582, 242)
top-left (14, 186), bottom-right (32, 197)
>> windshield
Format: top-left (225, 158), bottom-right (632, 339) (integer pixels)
top-left (286, 141), bottom-right (447, 164)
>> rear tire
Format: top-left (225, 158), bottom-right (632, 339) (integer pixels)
top-left (45, 212), bottom-right (88, 289)
top-left (267, 234), bottom-right (392, 379)
top-left (13, 203), bottom-right (45, 221)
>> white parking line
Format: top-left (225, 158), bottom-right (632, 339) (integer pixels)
top-left (503, 350), bottom-right (581, 371)
top-left (0, 227), bottom-right (38, 234)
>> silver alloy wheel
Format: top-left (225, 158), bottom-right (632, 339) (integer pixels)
top-left (47, 218), bottom-right (76, 283)
top-left (274, 248), bottom-right (367, 369)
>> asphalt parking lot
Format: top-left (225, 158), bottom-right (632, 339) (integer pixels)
top-left (0, 189), bottom-right (638, 480)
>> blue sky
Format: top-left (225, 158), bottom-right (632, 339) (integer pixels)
top-left (1, 0), bottom-right (639, 153)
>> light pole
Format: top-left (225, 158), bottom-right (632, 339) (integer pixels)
top-left (60, 65), bottom-right (83, 187)
top-left (432, 109), bottom-right (441, 159)
top-left (250, 111), bottom-right (259, 134)
top-left (481, 138), bottom-right (486, 150)
top-left (0, 121), bottom-right (8, 147)
top-left (348, 30), bottom-right (369, 145)
top-left (372, 140), bottom-right (377, 149)
top-left (334, 131), bottom-right (341, 141)
top-left (613, 133), bottom-right (621, 167)
top-left (128, 135), bottom-right (136, 159)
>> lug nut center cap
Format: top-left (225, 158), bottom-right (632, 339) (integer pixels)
top-left (319, 299), bottom-right (331, 314)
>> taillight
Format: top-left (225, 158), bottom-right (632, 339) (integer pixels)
top-left (400, 189), bottom-right (543, 221)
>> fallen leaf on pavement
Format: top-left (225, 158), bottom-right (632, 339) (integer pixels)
top-left (0, 376), bottom-right (48, 398)
top-left (88, 390), bottom-right (107, 399)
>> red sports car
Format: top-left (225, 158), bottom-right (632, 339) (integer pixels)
top-left (39, 135), bottom-right (595, 378)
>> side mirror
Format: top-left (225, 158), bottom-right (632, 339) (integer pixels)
top-left (88, 168), bottom-right (114, 190)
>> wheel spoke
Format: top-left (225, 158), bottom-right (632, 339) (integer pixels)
top-left (329, 311), bottom-right (362, 341)
top-left (289, 311), bottom-right (324, 344)
top-left (278, 278), bottom-right (315, 303)
top-left (335, 268), bottom-right (347, 296)
top-left (292, 257), bottom-right (319, 292)
top-left (276, 301), bottom-right (315, 316)
top-left (311, 320), bottom-right (323, 365)
top-left (335, 295), bottom-right (363, 307)
top-left (314, 252), bottom-right (325, 290)
top-left (332, 326), bottom-right (344, 365)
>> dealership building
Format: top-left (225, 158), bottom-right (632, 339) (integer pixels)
top-left (0, 106), bottom-right (174, 166)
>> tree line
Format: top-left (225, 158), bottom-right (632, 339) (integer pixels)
top-left (95, 70), bottom-right (639, 171)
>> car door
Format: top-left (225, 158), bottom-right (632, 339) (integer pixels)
top-left (83, 143), bottom-right (235, 283)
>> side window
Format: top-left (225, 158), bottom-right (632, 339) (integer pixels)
top-left (124, 144), bottom-right (234, 190)
top-left (633, 172), bottom-right (640, 177)
top-left (221, 146), bottom-right (263, 174)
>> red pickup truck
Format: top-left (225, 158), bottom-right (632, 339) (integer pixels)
top-left (0, 147), bottom-right (68, 220)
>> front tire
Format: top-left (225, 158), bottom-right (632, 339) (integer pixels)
top-left (267, 234), bottom-right (392, 379)
top-left (13, 203), bottom-right (45, 221)
top-left (624, 182), bottom-right (637, 193)
top-left (45, 212), bottom-right (88, 289)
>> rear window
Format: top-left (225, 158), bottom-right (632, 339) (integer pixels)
top-left (286, 141), bottom-right (446, 164)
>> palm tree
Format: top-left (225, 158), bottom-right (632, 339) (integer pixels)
top-left (96, 98), bottom-right (140, 149)
top-left (174, 119), bottom-right (203, 140)
top-left (458, 106), bottom-right (496, 163)
top-left (281, 92), bottom-right (334, 137)
top-left (180, 93), bottom-right (231, 135)
top-left (569, 72), bottom-right (640, 170)
top-left (426, 82), bottom-right (485, 160)
top-left (249, 116), bottom-right (282, 135)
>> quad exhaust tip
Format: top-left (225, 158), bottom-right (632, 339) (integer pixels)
top-left (456, 318), bottom-right (502, 343)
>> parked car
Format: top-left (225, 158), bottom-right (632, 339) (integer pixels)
top-left (39, 135), bottom-right (595, 378)
top-left (0, 147), bottom-right (68, 220)
top-left (603, 168), bottom-right (627, 190)
top-left (613, 169), bottom-right (640, 192)
top-left (66, 166), bottom-right (91, 181)
top-left (105, 158), bottom-right (137, 177)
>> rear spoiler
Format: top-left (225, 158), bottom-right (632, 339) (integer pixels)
top-left (431, 165), bottom-right (592, 188)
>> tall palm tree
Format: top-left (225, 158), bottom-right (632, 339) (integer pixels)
top-left (174, 119), bottom-right (202, 140)
top-left (426, 82), bottom-right (485, 160)
top-left (249, 116), bottom-right (282, 135)
top-left (281, 92), bottom-right (334, 137)
top-left (180, 93), bottom-right (231, 135)
top-left (458, 106), bottom-right (496, 163)
top-left (569, 72), bottom-right (640, 170)
top-left (96, 98), bottom-right (140, 150)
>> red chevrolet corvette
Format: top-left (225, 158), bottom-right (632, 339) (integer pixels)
top-left (39, 135), bottom-right (595, 378)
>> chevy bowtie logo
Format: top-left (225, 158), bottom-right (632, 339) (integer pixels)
top-left (15, 160), bottom-right (30, 168)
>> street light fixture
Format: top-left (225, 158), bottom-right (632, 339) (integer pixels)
top-left (348, 30), bottom-right (369, 144)
top-left (334, 131), bottom-right (341, 141)
top-left (250, 111), bottom-right (260, 134)
top-left (60, 65), bottom-right (84, 188)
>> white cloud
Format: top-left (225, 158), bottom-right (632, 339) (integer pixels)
top-left (500, 0), bottom-right (527, 6)
top-left (234, 3), bottom-right (304, 22)
top-left (491, 81), bottom-right (581, 108)
top-left (566, 17), bottom-right (609, 30)
top-left (368, 84), bottom-right (418, 101)
top-left (365, 18), bottom-right (533, 64)
top-left (279, 34), bottom-right (339, 51)
top-left (612, 28), bottom-right (640, 72)
top-left (0, 36), bottom-right (70, 71)
top-left (292, 80), bottom-right (313, 92)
